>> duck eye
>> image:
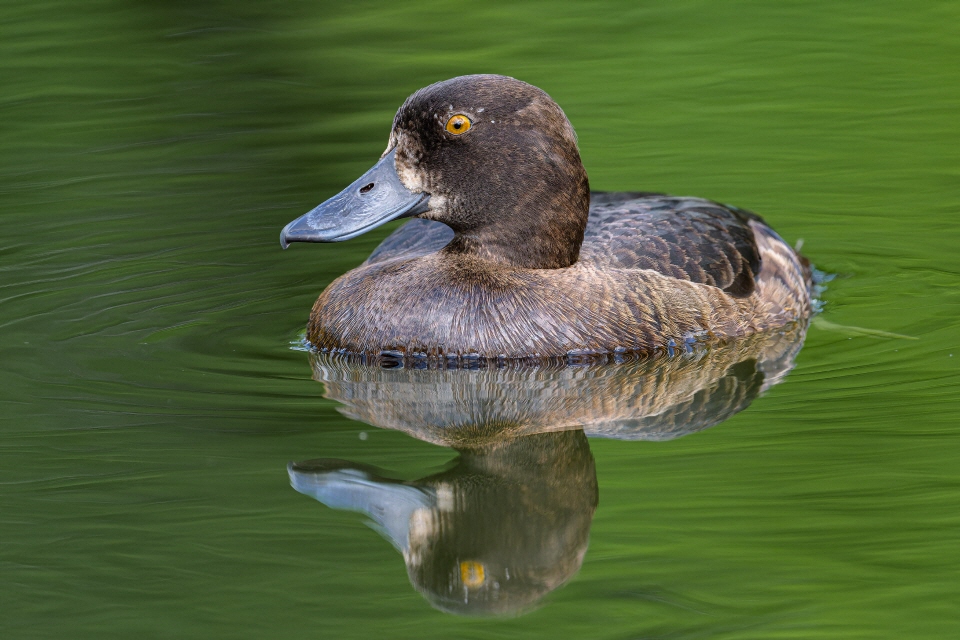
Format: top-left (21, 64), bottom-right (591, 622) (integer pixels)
top-left (444, 114), bottom-right (472, 135)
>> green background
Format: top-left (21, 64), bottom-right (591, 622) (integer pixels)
top-left (2, 1), bottom-right (958, 637)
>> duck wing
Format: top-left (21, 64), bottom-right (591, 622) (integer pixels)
top-left (581, 193), bottom-right (762, 298)
top-left (362, 218), bottom-right (455, 266)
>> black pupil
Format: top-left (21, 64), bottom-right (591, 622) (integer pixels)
top-left (453, 120), bottom-right (462, 129)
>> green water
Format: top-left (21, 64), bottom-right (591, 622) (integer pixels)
top-left (3, 1), bottom-right (959, 637)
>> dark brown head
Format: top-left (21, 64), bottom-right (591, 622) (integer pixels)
top-left (390, 75), bottom-right (590, 268)
top-left (281, 75), bottom-right (590, 269)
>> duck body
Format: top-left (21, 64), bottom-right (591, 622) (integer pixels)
top-left (307, 195), bottom-right (810, 357)
top-left (283, 75), bottom-right (812, 359)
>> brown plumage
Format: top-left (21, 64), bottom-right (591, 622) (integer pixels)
top-left (284, 75), bottom-right (812, 359)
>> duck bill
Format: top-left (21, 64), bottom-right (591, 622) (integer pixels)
top-left (280, 148), bottom-right (430, 248)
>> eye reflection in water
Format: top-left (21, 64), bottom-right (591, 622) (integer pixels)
top-left (288, 324), bottom-right (807, 616)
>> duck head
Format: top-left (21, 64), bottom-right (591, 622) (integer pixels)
top-left (281, 75), bottom-right (590, 269)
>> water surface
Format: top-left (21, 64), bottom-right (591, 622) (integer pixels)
top-left (3, 1), bottom-right (959, 638)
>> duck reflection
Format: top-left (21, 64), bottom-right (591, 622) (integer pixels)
top-left (289, 324), bottom-right (806, 615)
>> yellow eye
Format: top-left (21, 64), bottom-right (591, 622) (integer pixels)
top-left (444, 114), bottom-right (472, 135)
top-left (460, 561), bottom-right (485, 588)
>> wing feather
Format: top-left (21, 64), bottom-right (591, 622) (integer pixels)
top-left (581, 193), bottom-right (762, 297)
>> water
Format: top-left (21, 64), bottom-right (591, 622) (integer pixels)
top-left (3, 1), bottom-right (959, 637)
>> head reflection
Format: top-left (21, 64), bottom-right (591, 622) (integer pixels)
top-left (289, 325), bottom-right (806, 616)
top-left (290, 429), bottom-right (597, 616)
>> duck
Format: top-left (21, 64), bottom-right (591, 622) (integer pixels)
top-left (281, 74), bottom-right (812, 359)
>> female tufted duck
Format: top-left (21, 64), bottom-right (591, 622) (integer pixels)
top-left (281, 75), bottom-right (812, 359)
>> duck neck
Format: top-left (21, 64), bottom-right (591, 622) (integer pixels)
top-left (442, 171), bottom-right (590, 270)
